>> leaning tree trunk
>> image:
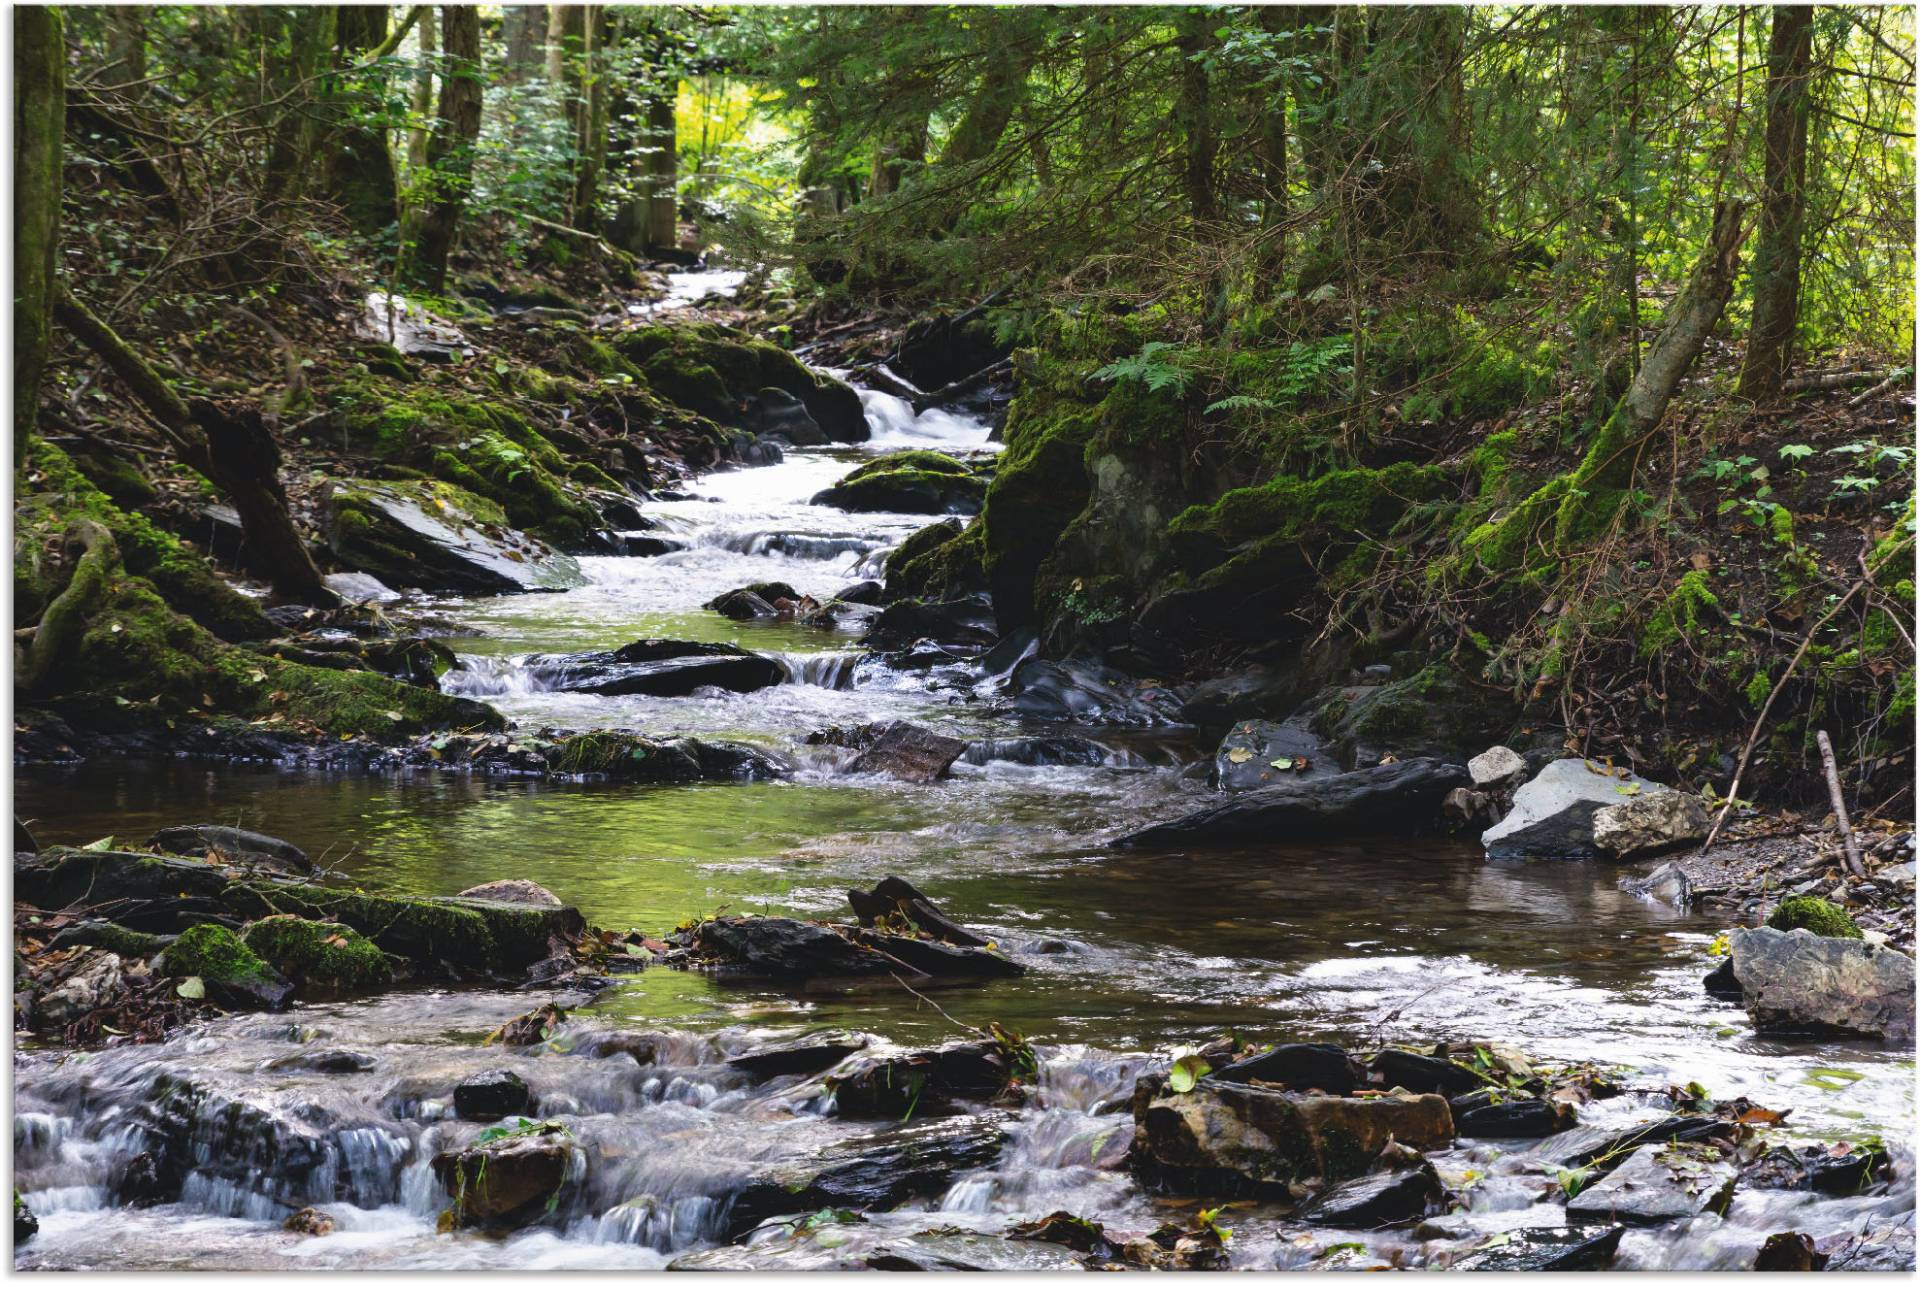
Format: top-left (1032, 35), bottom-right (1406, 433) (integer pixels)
top-left (942, 43), bottom-right (1031, 168)
top-left (53, 288), bottom-right (338, 606)
top-left (401, 5), bottom-right (482, 292)
top-left (1554, 201), bottom-right (1749, 544)
top-left (1739, 5), bottom-right (1815, 400)
top-left (14, 5), bottom-right (64, 460)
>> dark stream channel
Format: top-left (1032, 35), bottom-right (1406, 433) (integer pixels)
top-left (14, 275), bottom-right (1913, 1271)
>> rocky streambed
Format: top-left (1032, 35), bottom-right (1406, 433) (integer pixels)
top-left (14, 274), bottom-right (1916, 1272)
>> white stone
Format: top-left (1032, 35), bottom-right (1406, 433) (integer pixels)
top-left (1468, 745), bottom-right (1528, 790)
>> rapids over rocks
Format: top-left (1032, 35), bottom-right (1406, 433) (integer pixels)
top-left (14, 274), bottom-right (1915, 1272)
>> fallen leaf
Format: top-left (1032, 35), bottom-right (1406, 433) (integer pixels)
top-left (176, 976), bottom-right (207, 1000)
top-left (1227, 747), bottom-right (1253, 764)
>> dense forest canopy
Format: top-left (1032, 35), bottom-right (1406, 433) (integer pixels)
top-left (11, 2), bottom-right (1917, 795)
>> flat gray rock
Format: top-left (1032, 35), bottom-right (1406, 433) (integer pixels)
top-left (1115, 758), bottom-right (1468, 849)
top-left (1564, 1143), bottom-right (1736, 1226)
top-left (1728, 926), bottom-right (1915, 1042)
top-left (1482, 758), bottom-right (1671, 860)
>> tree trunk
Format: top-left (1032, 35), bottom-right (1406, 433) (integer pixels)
top-left (869, 114), bottom-right (927, 199)
top-left (406, 6), bottom-right (436, 181)
top-left (546, 2), bottom-right (587, 219)
top-left (501, 5), bottom-right (545, 83)
top-left (104, 5), bottom-right (146, 86)
top-left (400, 5), bottom-right (482, 292)
top-left (15, 5), bottom-right (64, 460)
top-left (53, 288), bottom-right (338, 607)
top-left (942, 43), bottom-right (1030, 167)
top-left (1174, 9), bottom-right (1218, 225)
top-left (644, 89), bottom-right (678, 251)
top-left (328, 5), bottom-right (401, 237)
top-left (573, 6), bottom-right (609, 228)
top-left (1739, 5), bottom-right (1815, 400)
top-left (1255, 6), bottom-right (1299, 279)
top-left (262, 7), bottom-right (339, 202)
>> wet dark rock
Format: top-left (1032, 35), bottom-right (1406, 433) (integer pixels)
top-left (148, 824), bottom-right (311, 874)
top-left (1298, 1161), bottom-right (1443, 1228)
top-left (1130, 1076), bottom-right (1453, 1194)
top-left (1563, 1142), bottom-right (1736, 1225)
top-left (264, 1049), bottom-right (378, 1075)
top-left (1481, 759), bottom-right (1675, 860)
top-left (457, 880), bottom-right (563, 907)
top-left (1310, 667), bottom-right (1516, 768)
top-left (422, 728), bottom-right (790, 785)
top-left (674, 1224), bottom-right (1087, 1273)
top-left (454, 1069), bottom-right (532, 1120)
top-left (325, 481), bottom-right (582, 595)
top-left (687, 916), bottom-right (894, 978)
top-left (1011, 1211), bottom-right (1124, 1260)
top-left (812, 457), bottom-right (988, 516)
top-left (748, 386), bottom-right (824, 445)
top-left (1452, 1097), bottom-right (1573, 1138)
top-left (620, 534), bottom-right (687, 557)
top-left (1447, 1226), bottom-right (1623, 1271)
top-left (1559, 1115), bottom-right (1726, 1170)
top-left (826, 1040), bottom-right (1020, 1118)
top-left (14, 1191), bottom-right (36, 1244)
top-left (1740, 1142), bottom-right (1888, 1196)
top-left (961, 735), bottom-right (1111, 767)
top-left (1209, 1042), bottom-right (1360, 1095)
top-left (844, 721), bottom-right (969, 783)
top-left (849, 930), bottom-right (1025, 980)
top-left (1727, 926), bottom-right (1915, 1042)
top-left (113, 1150), bottom-right (180, 1207)
top-left (1754, 1232), bottom-right (1823, 1271)
top-left (725, 1113), bottom-right (1010, 1238)
top-left (833, 580), bottom-right (884, 605)
top-left (527, 639), bottom-right (785, 697)
top-left (847, 876), bottom-right (987, 946)
top-left (1009, 658), bottom-right (1188, 729)
top-left (1180, 665), bottom-right (1302, 742)
top-left (284, 1207), bottom-right (338, 1237)
top-left (1703, 957), bottom-right (1743, 1000)
top-left (433, 1122), bottom-right (577, 1227)
top-left (706, 582), bottom-right (804, 619)
top-left (1114, 758), bottom-right (1468, 849)
top-left (865, 596), bottom-right (998, 649)
top-left (15, 816), bottom-right (40, 853)
top-left (728, 1032), bottom-right (869, 1079)
top-left (1814, 1224), bottom-right (1916, 1271)
top-left (1212, 717), bottom-right (1334, 792)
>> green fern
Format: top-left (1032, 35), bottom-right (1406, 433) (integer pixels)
top-left (1093, 341), bottom-right (1192, 394)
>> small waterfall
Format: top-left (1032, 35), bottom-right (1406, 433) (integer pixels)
top-left (442, 654), bottom-right (557, 697)
top-left (774, 652), bottom-right (864, 691)
top-left (852, 385), bottom-right (1003, 452)
top-left (588, 1193), bottom-right (730, 1251)
top-left (697, 529), bottom-right (884, 562)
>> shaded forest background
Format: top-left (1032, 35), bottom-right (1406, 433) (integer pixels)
top-left (11, 4), bottom-right (1918, 816)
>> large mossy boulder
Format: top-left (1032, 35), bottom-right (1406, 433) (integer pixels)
top-left (1310, 665), bottom-right (1517, 767)
top-left (813, 452), bottom-right (990, 516)
top-left (884, 519), bottom-right (989, 603)
top-left (325, 479), bottom-right (584, 595)
top-left (1726, 926), bottom-right (1914, 1043)
top-left (615, 322), bottom-right (868, 443)
top-left (163, 923), bottom-right (293, 1009)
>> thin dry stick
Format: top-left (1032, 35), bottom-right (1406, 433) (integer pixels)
top-left (889, 972), bottom-right (982, 1038)
top-left (1698, 540), bottom-right (1898, 856)
top-left (1815, 729), bottom-right (1867, 878)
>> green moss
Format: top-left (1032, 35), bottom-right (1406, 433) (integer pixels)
top-left (980, 379), bottom-right (1101, 624)
top-left (544, 731), bottom-right (707, 782)
top-left (887, 521), bottom-right (986, 601)
top-left (845, 450), bottom-right (971, 481)
top-left (165, 923), bottom-right (276, 984)
top-left (1640, 569), bottom-right (1718, 657)
top-left (1766, 896), bottom-right (1862, 939)
top-left (241, 916), bottom-right (393, 991)
top-left (814, 466), bottom-right (987, 515)
top-left (16, 440), bottom-right (272, 641)
top-left (614, 322), bottom-right (865, 438)
top-left (1168, 461), bottom-right (1449, 561)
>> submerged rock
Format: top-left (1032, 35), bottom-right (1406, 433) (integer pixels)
top-left (1726, 926), bottom-right (1915, 1042)
top-left (1563, 1142), bottom-right (1737, 1225)
top-left (526, 639), bottom-right (785, 697)
top-left (433, 1122), bottom-right (578, 1227)
top-left (685, 916), bottom-right (895, 978)
top-left (1114, 758), bottom-right (1468, 849)
top-left (961, 735), bottom-right (1112, 767)
top-left (1209, 1043), bottom-right (1360, 1095)
top-left (1481, 759), bottom-right (1673, 860)
top-left (844, 721), bottom-right (969, 783)
top-left (1741, 1142), bottom-right (1889, 1196)
top-left (147, 825), bottom-right (310, 874)
top-left (726, 1113), bottom-right (1009, 1238)
top-left (706, 581), bottom-right (806, 620)
top-left (728, 1032), bottom-right (869, 1079)
top-left (1447, 1226), bottom-right (1623, 1271)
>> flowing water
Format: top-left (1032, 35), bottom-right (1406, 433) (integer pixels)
top-left (14, 274), bottom-right (1914, 1271)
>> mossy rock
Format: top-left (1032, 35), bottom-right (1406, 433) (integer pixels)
top-left (1167, 462), bottom-right (1451, 571)
top-left (1311, 665), bottom-right (1517, 765)
top-left (979, 370), bottom-right (1102, 626)
top-left (164, 923), bottom-right (279, 987)
top-left (615, 322), bottom-right (867, 442)
top-left (241, 916), bottom-right (395, 992)
top-left (16, 440), bottom-right (272, 642)
top-left (844, 450), bottom-right (974, 482)
top-left (224, 884), bottom-right (583, 974)
top-left (885, 520), bottom-right (990, 603)
top-left (325, 478), bottom-right (583, 596)
top-left (812, 465), bottom-right (987, 516)
top-left (1766, 896), bottom-right (1862, 940)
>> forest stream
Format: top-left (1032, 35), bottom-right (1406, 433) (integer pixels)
top-left (12, 274), bottom-right (1914, 1272)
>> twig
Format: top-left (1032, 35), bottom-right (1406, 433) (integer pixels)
top-left (1846, 367), bottom-right (1912, 408)
top-left (1815, 729), bottom-right (1867, 878)
top-left (888, 971), bottom-right (981, 1037)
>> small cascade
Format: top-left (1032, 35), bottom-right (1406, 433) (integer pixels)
top-left (441, 654), bottom-right (556, 698)
top-left (774, 651), bottom-right (865, 691)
